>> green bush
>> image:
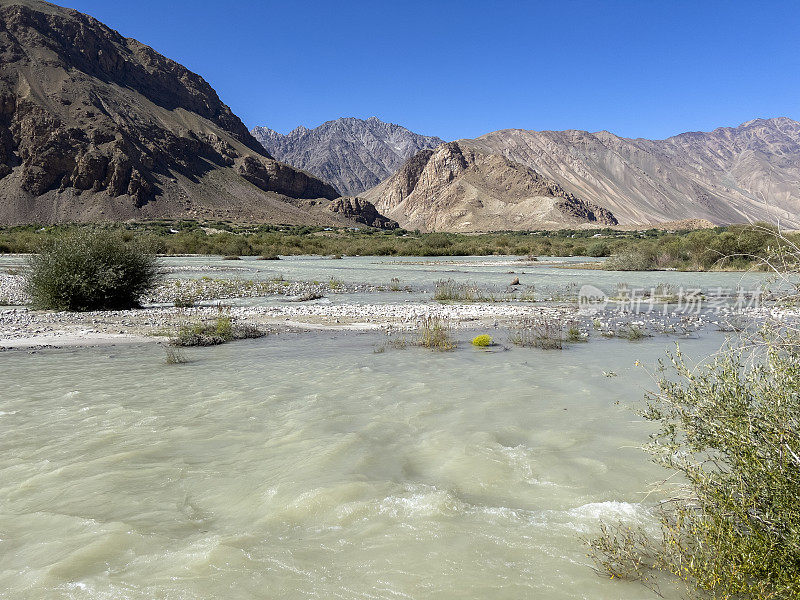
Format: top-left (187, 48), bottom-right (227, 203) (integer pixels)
top-left (590, 343), bottom-right (800, 599)
top-left (25, 231), bottom-right (160, 311)
top-left (587, 242), bottom-right (611, 257)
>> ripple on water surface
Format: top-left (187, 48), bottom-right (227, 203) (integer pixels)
top-left (0, 331), bottom-right (724, 599)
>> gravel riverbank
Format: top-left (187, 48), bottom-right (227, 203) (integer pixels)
top-left (2, 298), bottom-right (785, 351)
top-left (2, 269), bottom-right (796, 350)
top-left (0, 273), bottom-right (380, 307)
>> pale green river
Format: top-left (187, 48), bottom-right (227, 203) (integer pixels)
top-left (1, 254), bottom-right (764, 598)
top-left (159, 254), bottom-right (768, 297)
top-left (0, 329), bottom-right (729, 599)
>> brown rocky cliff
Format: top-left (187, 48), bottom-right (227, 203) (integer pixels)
top-left (328, 197), bottom-right (398, 229)
top-left (0, 0), bottom-right (339, 223)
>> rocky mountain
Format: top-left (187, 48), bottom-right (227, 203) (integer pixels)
top-left (251, 117), bottom-right (444, 196)
top-left (0, 0), bottom-right (391, 227)
top-left (328, 197), bottom-right (397, 229)
top-left (363, 142), bottom-right (618, 232)
top-left (464, 118), bottom-right (800, 228)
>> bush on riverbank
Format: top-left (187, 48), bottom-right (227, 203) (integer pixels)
top-left (603, 224), bottom-right (793, 271)
top-left (25, 231), bottom-right (160, 311)
top-left (604, 249), bottom-right (656, 271)
top-left (4, 222), bottom-right (798, 271)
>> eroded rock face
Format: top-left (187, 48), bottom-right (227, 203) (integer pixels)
top-left (252, 117), bottom-right (444, 196)
top-left (328, 197), bottom-right (398, 229)
top-left (235, 156), bottom-right (338, 200)
top-left (0, 0), bottom-right (338, 221)
top-left (364, 142), bottom-right (617, 231)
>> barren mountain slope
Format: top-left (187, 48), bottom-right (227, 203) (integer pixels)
top-left (464, 118), bottom-right (800, 227)
top-left (252, 117), bottom-right (444, 196)
top-left (0, 0), bottom-right (388, 226)
top-left (363, 142), bottom-right (617, 232)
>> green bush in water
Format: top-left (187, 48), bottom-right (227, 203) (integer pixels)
top-left (26, 230), bottom-right (161, 311)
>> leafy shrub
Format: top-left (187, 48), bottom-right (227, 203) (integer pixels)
top-left (471, 334), bottom-right (493, 346)
top-left (423, 233), bottom-right (453, 251)
top-left (590, 237), bottom-right (800, 599)
top-left (587, 242), bottom-right (611, 257)
top-left (26, 231), bottom-right (160, 311)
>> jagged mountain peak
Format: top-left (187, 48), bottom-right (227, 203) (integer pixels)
top-left (288, 125), bottom-right (310, 137)
top-left (251, 116), bottom-right (444, 196)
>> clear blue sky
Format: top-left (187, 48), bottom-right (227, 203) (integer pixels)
top-left (60, 0), bottom-right (800, 141)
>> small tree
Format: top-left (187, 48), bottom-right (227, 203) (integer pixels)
top-left (26, 230), bottom-right (161, 311)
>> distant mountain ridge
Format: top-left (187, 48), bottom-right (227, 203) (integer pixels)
top-left (463, 117), bottom-right (800, 227)
top-left (251, 117), bottom-right (444, 196)
top-left (362, 117), bottom-right (800, 231)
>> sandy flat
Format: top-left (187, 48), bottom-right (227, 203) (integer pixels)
top-left (0, 331), bottom-right (162, 350)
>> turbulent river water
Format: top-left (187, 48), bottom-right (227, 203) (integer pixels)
top-left (0, 255), bottom-right (765, 598)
